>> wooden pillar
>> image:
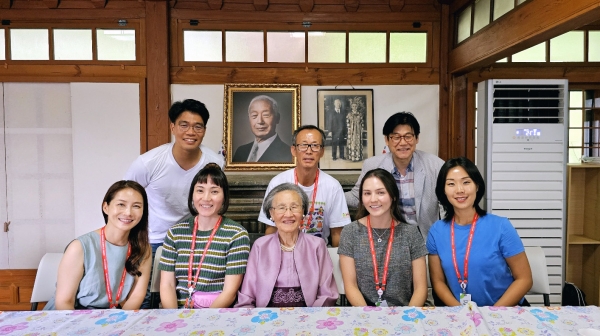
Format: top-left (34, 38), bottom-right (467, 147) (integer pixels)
top-left (448, 74), bottom-right (468, 158)
top-left (145, 0), bottom-right (170, 151)
top-left (438, 3), bottom-right (450, 161)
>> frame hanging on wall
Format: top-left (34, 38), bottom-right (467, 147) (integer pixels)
top-left (224, 83), bottom-right (301, 171)
top-left (317, 88), bottom-right (374, 170)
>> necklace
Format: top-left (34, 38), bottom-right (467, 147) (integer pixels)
top-left (280, 243), bottom-right (295, 252)
top-left (372, 227), bottom-right (390, 243)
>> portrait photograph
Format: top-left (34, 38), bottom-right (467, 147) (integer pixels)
top-left (317, 89), bottom-right (374, 170)
top-left (224, 83), bottom-right (301, 171)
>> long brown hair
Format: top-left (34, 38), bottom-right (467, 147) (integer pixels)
top-left (102, 180), bottom-right (150, 277)
top-left (357, 168), bottom-right (405, 223)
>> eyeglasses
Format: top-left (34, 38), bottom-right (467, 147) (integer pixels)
top-left (271, 205), bottom-right (303, 214)
top-left (178, 122), bottom-right (206, 133)
top-left (294, 143), bottom-right (323, 152)
top-left (388, 133), bottom-right (415, 143)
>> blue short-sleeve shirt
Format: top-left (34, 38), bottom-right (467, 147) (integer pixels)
top-left (426, 213), bottom-right (525, 306)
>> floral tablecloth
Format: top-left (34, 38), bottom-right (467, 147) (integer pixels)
top-left (1, 304), bottom-right (599, 335)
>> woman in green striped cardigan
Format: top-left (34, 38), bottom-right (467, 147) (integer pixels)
top-left (159, 163), bottom-right (251, 308)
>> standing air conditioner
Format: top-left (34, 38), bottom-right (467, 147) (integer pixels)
top-left (476, 79), bottom-right (568, 306)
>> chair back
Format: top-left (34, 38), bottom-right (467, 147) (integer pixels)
top-left (150, 246), bottom-right (163, 293)
top-left (426, 255), bottom-right (431, 288)
top-left (31, 253), bottom-right (63, 310)
top-left (327, 247), bottom-right (345, 295)
top-left (524, 246), bottom-right (551, 305)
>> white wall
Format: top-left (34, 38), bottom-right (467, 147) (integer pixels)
top-left (0, 82), bottom-right (139, 269)
top-left (71, 83), bottom-right (140, 237)
top-left (171, 84), bottom-right (440, 167)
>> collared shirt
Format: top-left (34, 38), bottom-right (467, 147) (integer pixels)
top-left (247, 133), bottom-right (277, 162)
top-left (392, 157), bottom-right (417, 225)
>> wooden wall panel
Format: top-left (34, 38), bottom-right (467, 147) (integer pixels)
top-left (145, 0), bottom-right (171, 151)
top-left (171, 66), bottom-right (439, 85)
top-left (0, 270), bottom-right (37, 311)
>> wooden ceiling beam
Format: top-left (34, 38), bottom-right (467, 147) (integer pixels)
top-left (171, 9), bottom-right (440, 22)
top-left (0, 8), bottom-right (145, 19)
top-left (449, 0), bottom-right (469, 15)
top-left (449, 0), bottom-right (600, 75)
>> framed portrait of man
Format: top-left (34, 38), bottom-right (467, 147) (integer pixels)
top-left (224, 83), bottom-right (301, 171)
top-left (317, 89), bottom-right (374, 170)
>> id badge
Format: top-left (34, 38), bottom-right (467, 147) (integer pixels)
top-left (379, 300), bottom-right (389, 307)
top-left (459, 293), bottom-right (471, 305)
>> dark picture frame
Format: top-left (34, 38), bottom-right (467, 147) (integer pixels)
top-left (224, 83), bottom-right (301, 171)
top-left (317, 89), bottom-right (374, 170)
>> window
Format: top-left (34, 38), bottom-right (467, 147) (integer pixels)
top-left (183, 30), bottom-right (222, 62)
top-left (349, 32), bottom-right (386, 63)
top-left (53, 29), bottom-right (93, 60)
top-left (11, 29), bottom-right (49, 60)
top-left (225, 31), bottom-right (263, 62)
top-left (550, 31), bottom-right (584, 62)
top-left (568, 89), bottom-right (600, 163)
top-left (96, 29), bottom-right (136, 61)
top-left (389, 32), bottom-right (427, 63)
top-left (267, 32), bottom-right (305, 63)
top-left (307, 32), bottom-right (345, 63)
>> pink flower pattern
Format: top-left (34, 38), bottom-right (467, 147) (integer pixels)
top-left (467, 311), bottom-right (483, 327)
top-left (0, 322), bottom-right (27, 335)
top-left (316, 317), bottom-right (343, 330)
top-left (155, 319), bottom-right (188, 333)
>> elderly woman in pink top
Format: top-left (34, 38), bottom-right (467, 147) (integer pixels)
top-left (236, 183), bottom-right (338, 307)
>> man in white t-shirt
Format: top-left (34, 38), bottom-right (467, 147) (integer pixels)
top-left (258, 125), bottom-right (351, 246)
top-left (125, 99), bottom-right (224, 247)
top-left (124, 99), bottom-right (223, 307)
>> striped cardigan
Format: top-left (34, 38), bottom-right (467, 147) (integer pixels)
top-left (159, 216), bottom-right (250, 307)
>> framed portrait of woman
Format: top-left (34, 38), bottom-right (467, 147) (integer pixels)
top-left (317, 89), bottom-right (374, 170)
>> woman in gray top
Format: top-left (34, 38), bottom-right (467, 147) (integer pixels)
top-left (45, 180), bottom-right (152, 310)
top-left (338, 168), bottom-right (428, 307)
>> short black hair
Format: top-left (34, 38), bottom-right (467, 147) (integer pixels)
top-left (292, 125), bottom-right (326, 145)
top-left (435, 156), bottom-right (487, 222)
top-left (169, 99), bottom-right (210, 125)
top-left (382, 112), bottom-right (420, 138)
top-left (188, 163), bottom-right (230, 216)
top-left (356, 168), bottom-right (405, 223)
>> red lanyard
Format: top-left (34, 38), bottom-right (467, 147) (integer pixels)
top-left (185, 215), bottom-right (222, 309)
top-left (294, 169), bottom-right (319, 232)
top-left (100, 227), bottom-right (131, 309)
top-left (366, 216), bottom-right (395, 301)
top-left (450, 213), bottom-right (479, 293)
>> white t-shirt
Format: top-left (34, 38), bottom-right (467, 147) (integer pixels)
top-left (124, 143), bottom-right (224, 244)
top-left (258, 168), bottom-right (351, 242)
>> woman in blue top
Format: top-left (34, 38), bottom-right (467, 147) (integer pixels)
top-left (426, 157), bottom-right (532, 306)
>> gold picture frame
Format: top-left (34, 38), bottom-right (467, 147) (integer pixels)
top-left (223, 83), bottom-right (301, 171)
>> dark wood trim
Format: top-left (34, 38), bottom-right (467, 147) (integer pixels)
top-left (449, 74), bottom-right (468, 158)
top-left (145, 0), bottom-right (171, 151)
top-left (449, 0), bottom-right (600, 74)
top-left (466, 65), bottom-right (600, 83)
top-left (0, 9), bottom-right (146, 20)
top-left (438, 3), bottom-right (449, 160)
top-left (449, 0), bottom-right (470, 15)
top-left (171, 10), bottom-right (441, 22)
top-left (0, 64), bottom-right (145, 79)
top-left (139, 79), bottom-right (148, 154)
top-left (170, 66), bottom-right (439, 85)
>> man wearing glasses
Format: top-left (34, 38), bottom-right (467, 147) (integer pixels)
top-left (345, 112), bottom-right (443, 239)
top-left (124, 99), bottom-right (224, 307)
top-left (258, 125), bottom-right (351, 247)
